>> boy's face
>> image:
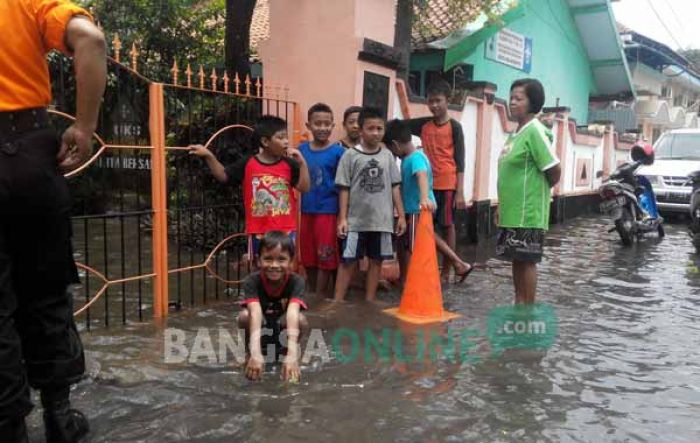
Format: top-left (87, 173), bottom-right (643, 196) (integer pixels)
top-left (386, 141), bottom-right (404, 159)
top-left (427, 93), bottom-right (448, 119)
top-left (360, 117), bottom-right (385, 149)
top-left (343, 112), bottom-right (361, 142)
top-left (261, 129), bottom-right (289, 157)
top-left (257, 244), bottom-right (292, 283)
top-left (306, 111), bottom-right (334, 144)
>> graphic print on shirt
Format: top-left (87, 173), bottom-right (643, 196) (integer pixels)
top-left (359, 158), bottom-right (385, 193)
top-left (251, 174), bottom-right (292, 217)
top-left (311, 165), bottom-right (324, 187)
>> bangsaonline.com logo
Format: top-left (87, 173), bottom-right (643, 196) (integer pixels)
top-left (163, 304), bottom-right (558, 364)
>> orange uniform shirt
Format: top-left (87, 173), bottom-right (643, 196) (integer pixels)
top-left (0, 0), bottom-right (91, 111)
top-left (420, 121), bottom-right (457, 190)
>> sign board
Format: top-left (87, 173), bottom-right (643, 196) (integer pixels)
top-left (485, 28), bottom-right (532, 73)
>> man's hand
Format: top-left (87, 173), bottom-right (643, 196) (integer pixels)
top-left (189, 144), bottom-right (213, 159)
top-left (281, 359), bottom-right (301, 383)
top-left (395, 216), bottom-right (406, 236)
top-left (245, 355), bottom-right (264, 381)
top-left (337, 218), bottom-right (348, 238)
top-left (456, 192), bottom-right (467, 210)
top-left (420, 197), bottom-right (436, 212)
top-left (58, 123), bottom-right (94, 172)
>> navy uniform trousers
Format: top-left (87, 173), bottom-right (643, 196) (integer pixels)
top-left (0, 109), bottom-right (85, 419)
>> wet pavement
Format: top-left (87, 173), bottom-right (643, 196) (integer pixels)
top-left (27, 215), bottom-right (700, 442)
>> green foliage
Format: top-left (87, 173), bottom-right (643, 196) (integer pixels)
top-left (77, 0), bottom-right (226, 81)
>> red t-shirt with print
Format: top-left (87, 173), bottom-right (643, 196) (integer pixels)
top-left (226, 155), bottom-right (300, 234)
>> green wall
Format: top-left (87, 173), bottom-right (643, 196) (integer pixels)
top-left (411, 0), bottom-right (597, 123)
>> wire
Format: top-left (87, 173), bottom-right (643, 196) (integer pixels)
top-left (645, 0), bottom-right (685, 49)
top-left (661, 0), bottom-right (684, 29)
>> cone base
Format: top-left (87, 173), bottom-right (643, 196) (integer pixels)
top-left (383, 307), bottom-right (461, 324)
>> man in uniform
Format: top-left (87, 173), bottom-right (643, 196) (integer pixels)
top-left (0, 1), bottom-right (106, 441)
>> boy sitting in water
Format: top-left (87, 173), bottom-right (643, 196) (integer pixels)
top-left (237, 231), bottom-right (308, 382)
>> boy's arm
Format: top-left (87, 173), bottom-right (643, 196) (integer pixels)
top-left (451, 120), bottom-right (467, 209)
top-left (392, 185), bottom-right (406, 236)
top-left (415, 171), bottom-right (436, 212)
top-left (406, 117), bottom-right (430, 137)
top-left (245, 302), bottom-right (265, 381)
top-left (287, 148), bottom-right (311, 193)
top-left (282, 302), bottom-right (302, 382)
top-left (337, 187), bottom-right (349, 238)
top-left (189, 145), bottom-right (229, 183)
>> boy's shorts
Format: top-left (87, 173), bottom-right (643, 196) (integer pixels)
top-left (299, 214), bottom-right (339, 270)
top-left (340, 231), bottom-right (393, 263)
top-left (400, 214), bottom-right (420, 253)
top-left (248, 231), bottom-right (297, 261)
top-left (434, 190), bottom-right (456, 228)
top-left (495, 228), bottom-right (545, 263)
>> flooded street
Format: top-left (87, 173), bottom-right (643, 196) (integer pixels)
top-left (27, 215), bottom-right (700, 442)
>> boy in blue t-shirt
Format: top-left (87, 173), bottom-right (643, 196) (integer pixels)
top-left (384, 119), bottom-right (473, 285)
top-left (298, 103), bottom-right (346, 298)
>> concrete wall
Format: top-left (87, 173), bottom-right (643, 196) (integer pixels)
top-left (396, 80), bottom-right (633, 207)
top-left (259, 0), bottom-right (397, 141)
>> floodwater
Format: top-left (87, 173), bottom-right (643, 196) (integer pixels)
top-left (27, 216), bottom-right (700, 442)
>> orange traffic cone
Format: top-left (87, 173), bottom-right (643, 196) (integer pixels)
top-left (384, 210), bottom-right (460, 324)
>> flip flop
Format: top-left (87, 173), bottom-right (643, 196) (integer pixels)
top-left (455, 263), bottom-right (474, 283)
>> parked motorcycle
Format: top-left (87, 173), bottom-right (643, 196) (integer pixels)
top-left (599, 143), bottom-right (664, 246)
top-left (688, 170), bottom-right (700, 251)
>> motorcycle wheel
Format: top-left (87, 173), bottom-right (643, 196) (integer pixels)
top-left (657, 224), bottom-right (665, 238)
top-left (615, 207), bottom-right (634, 246)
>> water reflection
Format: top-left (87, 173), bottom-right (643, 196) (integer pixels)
top-left (25, 216), bottom-right (700, 442)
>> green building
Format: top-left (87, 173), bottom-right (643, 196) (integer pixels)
top-left (409, 0), bottom-right (635, 124)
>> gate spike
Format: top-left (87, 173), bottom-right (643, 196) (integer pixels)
top-left (198, 65), bottom-right (205, 89)
top-left (244, 74), bottom-right (252, 96)
top-left (211, 68), bottom-right (218, 91)
top-left (185, 64), bottom-right (193, 88)
top-left (171, 59), bottom-right (179, 85)
top-left (112, 34), bottom-right (122, 63)
top-left (255, 77), bottom-right (262, 97)
top-left (223, 71), bottom-right (230, 93)
top-left (129, 42), bottom-right (138, 72)
top-left (234, 72), bottom-right (241, 95)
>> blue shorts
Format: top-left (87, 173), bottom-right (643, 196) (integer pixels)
top-left (248, 232), bottom-right (297, 260)
top-left (340, 232), bottom-right (393, 263)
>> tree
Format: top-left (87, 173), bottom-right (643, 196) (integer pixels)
top-left (225, 0), bottom-right (257, 79)
top-left (81, 0), bottom-right (225, 80)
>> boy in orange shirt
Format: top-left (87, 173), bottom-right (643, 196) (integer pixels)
top-left (408, 80), bottom-right (465, 282)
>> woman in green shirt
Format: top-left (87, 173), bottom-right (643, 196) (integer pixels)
top-left (496, 79), bottom-right (562, 304)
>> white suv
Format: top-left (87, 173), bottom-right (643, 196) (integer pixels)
top-left (638, 129), bottom-right (700, 213)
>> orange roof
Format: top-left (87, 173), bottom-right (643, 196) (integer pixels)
top-left (250, 0), bottom-right (484, 53)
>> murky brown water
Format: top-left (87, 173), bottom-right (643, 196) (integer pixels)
top-left (27, 216), bottom-right (700, 442)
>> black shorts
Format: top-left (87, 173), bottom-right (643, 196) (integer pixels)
top-left (434, 190), bottom-right (456, 227)
top-left (495, 228), bottom-right (545, 263)
top-left (340, 231), bottom-right (394, 263)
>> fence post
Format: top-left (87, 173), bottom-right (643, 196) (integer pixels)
top-left (149, 83), bottom-right (169, 318)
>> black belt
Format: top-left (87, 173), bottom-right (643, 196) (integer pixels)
top-left (0, 108), bottom-right (50, 137)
